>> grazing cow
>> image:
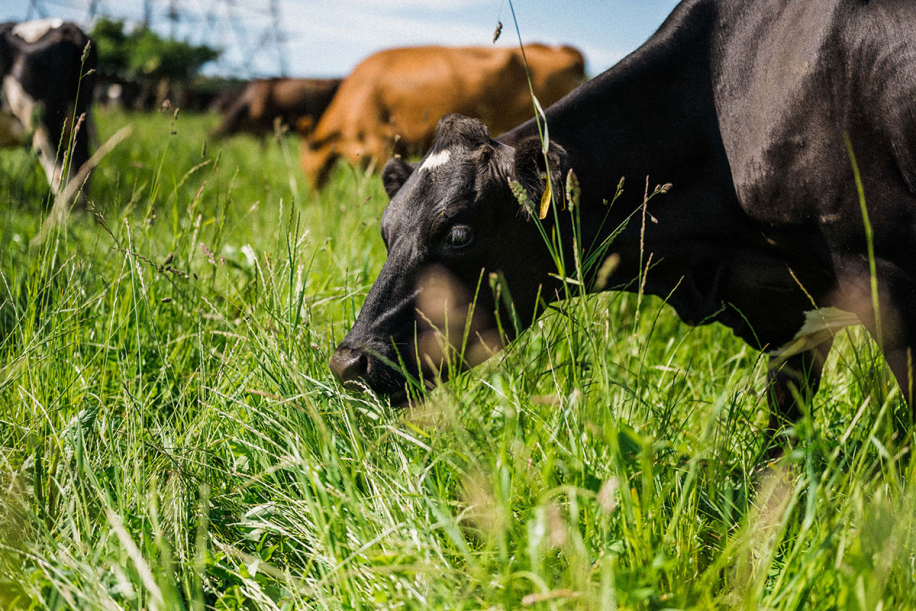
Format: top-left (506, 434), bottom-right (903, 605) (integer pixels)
top-left (301, 44), bottom-right (585, 187)
top-left (330, 0), bottom-right (916, 428)
top-left (0, 19), bottom-right (96, 193)
top-left (212, 78), bottom-right (341, 139)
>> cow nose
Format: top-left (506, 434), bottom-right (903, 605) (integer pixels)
top-left (330, 347), bottom-right (369, 390)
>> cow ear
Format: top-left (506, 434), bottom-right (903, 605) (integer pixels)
top-left (511, 136), bottom-right (569, 214)
top-left (381, 157), bottom-right (416, 199)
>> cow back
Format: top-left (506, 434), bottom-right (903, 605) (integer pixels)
top-left (301, 44), bottom-right (585, 186)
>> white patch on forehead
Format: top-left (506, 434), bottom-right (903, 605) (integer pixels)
top-left (419, 149), bottom-right (451, 173)
top-left (769, 307), bottom-right (860, 359)
top-left (12, 19), bottom-right (64, 43)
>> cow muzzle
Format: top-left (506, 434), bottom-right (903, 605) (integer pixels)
top-left (329, 339), bottom-right (414, 398)
top-left (329, 265), bottom-right (508, 399)
top-left (329, 346), bottom-right (369, 391)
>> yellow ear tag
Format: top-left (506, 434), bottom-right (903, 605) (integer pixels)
top-left (538, 175), bottom-right (552, 219)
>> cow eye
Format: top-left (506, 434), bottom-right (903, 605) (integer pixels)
top-left (444, 225), bottom-right (474, 251)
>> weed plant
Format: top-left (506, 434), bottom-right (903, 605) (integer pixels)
top-left (0, 108), bottom-right (914, 610)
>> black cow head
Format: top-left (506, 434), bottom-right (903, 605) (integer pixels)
top-left (330, 114), bottom-right (569, 398)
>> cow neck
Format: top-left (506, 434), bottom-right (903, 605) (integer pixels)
top-left (500, 0), bottom-right (750, 327)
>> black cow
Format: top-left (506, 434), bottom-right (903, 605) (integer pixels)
top-left (0, 19), bottom-right (96, 193)
top-left (331, 0), bottom-right (916, 427)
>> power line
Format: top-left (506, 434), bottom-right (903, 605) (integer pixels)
top-left (23, 0), bottom-right (289, 77)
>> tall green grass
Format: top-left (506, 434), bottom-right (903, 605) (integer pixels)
top-left (0, 109), bottom-right (913, 610)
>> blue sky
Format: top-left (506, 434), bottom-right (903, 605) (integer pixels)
top-left (3, 0), bottom-right (680, 78)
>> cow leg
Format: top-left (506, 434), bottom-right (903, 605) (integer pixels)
top-left (766, 339), bottom-right (833, 442)
top-left (873, 311), bottom-right (916, 426)
top-left (840, 263), bottom-right (916, 419)
top-left (884, 345), bottom-right (915, 411)
top-left (886, 282), bottom-right (916, 414)
top-left (861, 315), bottom-right (916, 447)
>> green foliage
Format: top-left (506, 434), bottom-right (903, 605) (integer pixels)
top-left (90, 18), bottom-right (220, 83)
top-left (0, 110), bottom-right (914, 610)
top-left (90, 18), bottom-right (130, 78)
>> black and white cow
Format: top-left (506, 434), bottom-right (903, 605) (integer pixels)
top-left (331, 0), bottom-right (916, 427)
top-left (0, 19), bottom-right (96, 193)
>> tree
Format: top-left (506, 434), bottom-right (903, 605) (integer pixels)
top-left (90, 19), bottom-right (221, 107)
top-left (127, 28), bottom-right (220, 84)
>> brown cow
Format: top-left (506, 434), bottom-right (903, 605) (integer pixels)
top-left (212, 77), bottom-right (341, 139)
top-left (301, 44), bottom-right (585, 187)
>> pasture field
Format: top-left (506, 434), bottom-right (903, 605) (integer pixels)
top-left (0, 109), bottom-right (914, 610)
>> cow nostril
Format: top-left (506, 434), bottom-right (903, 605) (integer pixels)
top-left (330, 348), bottom-right (368, 389)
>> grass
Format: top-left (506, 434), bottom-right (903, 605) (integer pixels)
top-left (0, 108), bottom-right (914, 610)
